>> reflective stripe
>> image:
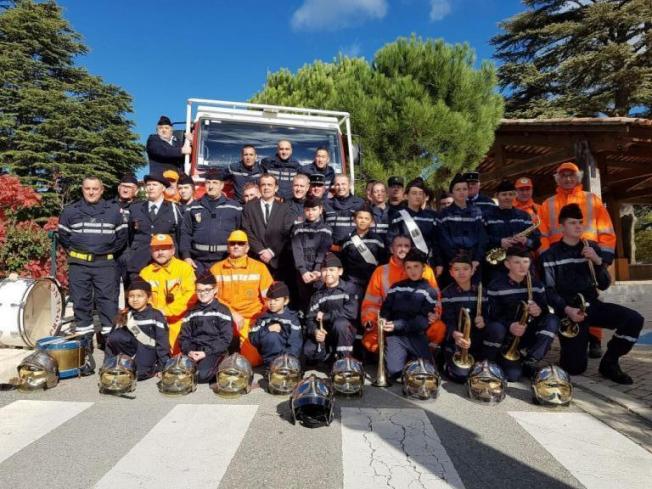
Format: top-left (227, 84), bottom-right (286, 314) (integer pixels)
top-left (487, 287), bottom-right (545, 296)
top-left (217, 274), bottom-right (261, 282)
top-left (483, 340), bottom-right (502, 348)
top-left (381, 265), bottom-right (390, 297)
top-left (135, 319), bottom-right (166, 329)
top-left (71, 222), bottom-right (115, 229)
top-left (58, 224), bottom-right (71, 232)
top-left (387, 286), bottom-right (437, 304)
top-left (441, 296), bottom-right (479, 303)
top-left (336, 346), bottom-right (354, 352)
top-left (600, 245), bottom-right (615, 253)
top-left (75, 325), bottom-right (94, 334)
top-left (543, 258), bottom-right (588, 267)
top-left (362, 293), bottom-right (381, 303)
top-left (193, 243), bottom-right (227, 252)
top-left (548, 198), bottom-right (557, 238)
top-left (183, 310), bottom-right (232, 322)
top-left (585, 193), bottom-right (594, 235)
top-left (439, 216), bottom-right (482, 223)
top-left (309, 293), bottom-right (350, 311)
top-left (613, 333), bottom-right (638, 343)
top-left (293, 227), bottom-right (332, 235)
top-left (537, 330), bottom-right (556, 339)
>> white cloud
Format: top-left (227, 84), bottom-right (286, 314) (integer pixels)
top-left (429, 0), bottom-right (451, 21)
top-left (291, 0), bottom-right (388, 31)
top-left (340, 41), bottom-right (362, 57)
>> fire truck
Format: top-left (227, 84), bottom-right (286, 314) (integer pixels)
top-left (180, 99), bottom-right (359, 193)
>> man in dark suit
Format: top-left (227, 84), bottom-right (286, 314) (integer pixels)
top-left (242, 173), bottom-right (294, 279)
top-left (146, 115), bottom-right (192, 174)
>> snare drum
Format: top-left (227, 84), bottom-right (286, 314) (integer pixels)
top-left (0, 277), bottom-right (63, 347)
top-left (36, 336), bottom-right (84, 379)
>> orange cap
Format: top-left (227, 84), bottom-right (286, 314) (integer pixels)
top-left (150, 234), bottom-right (174, 247)
top-left (515, 177), bottom-right (533, 189)
top-left (163, 169), bottom-right (179, 182)
top-left (227, 230), bottom-right (248, 243)
top-left (557, 162), bottom-right (580, 173)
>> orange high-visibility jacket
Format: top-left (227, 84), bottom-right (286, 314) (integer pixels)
top-left (361, 256), bottom-right (444, 351)
top-left (210, 256), bottom-right (273, 319)
top-left (537, 185), bottom-right (616, 259)
top-left (513, 198), bottom-right (540, 220)
top-left (140, 257), bottom-right (197, 353)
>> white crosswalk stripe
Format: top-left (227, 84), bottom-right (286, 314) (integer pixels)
top-left (510, 411), bottom-right (652, 489)
top-left (94, 404), bottom-right (258, 489)
top-left (341, 407), bottom-right (465, 489)
top-left (0, 400), bottom-right (93, 464)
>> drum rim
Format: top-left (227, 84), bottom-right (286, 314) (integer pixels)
top-left (37, 335), bottom-right (81, 350)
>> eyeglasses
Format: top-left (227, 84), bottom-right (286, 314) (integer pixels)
top-left (228, 241), bottom-right (247, 247)
top-left (196, 288), bottom-right (215, 295)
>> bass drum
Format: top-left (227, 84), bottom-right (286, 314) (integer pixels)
top-left (0, 277), bottom-right (63, 347)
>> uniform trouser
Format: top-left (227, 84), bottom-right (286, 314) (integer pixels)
top-left (114, 254), bottom-right (129, 307)
top-left (191, 252), bottom-right (226, 277)
top-left (69, 262), bottom-right (117, 336)
top-left (559, 301), bottom-right (643, 375)
top-left (195, 352), bottom-right (224, 383)
top-left (106, 328), bottom-right (160, 380)
top-left (296, 274), bottom-right (317, 313)
top-left (385, 334), bottom-right (432, 379)
top-left (303, 317), bottom-right (356, 362)
top-left (256, 333), bottom-right (295, 367)
top-left (484, 313), bottom-right (559, 381)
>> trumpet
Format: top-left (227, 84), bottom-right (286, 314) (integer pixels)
top-left (559, 293), bottom-right (588, 339)
top-left (503, 272), bottom-right (532, 362)
top-left (452, 308), bottom-right (474, 369)
top-left (486, 216), bottom-right (540, 265)
top-left (373, 318), bottom-right (389, 387)
top-left (317, 317), bottom-right (326, 354)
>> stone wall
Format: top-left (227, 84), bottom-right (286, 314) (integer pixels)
top-left (601, 281), bottom-right (652, 326)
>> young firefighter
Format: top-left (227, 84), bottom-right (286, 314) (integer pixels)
top-left (441, 253), bottom-right (488, 374)
top-left (303, 253), bottom-right (359, 363)
top-left (486, 246), bottom-right (559, 381)
top-left (249, 282), bottom-right (303, 367)
top-left (379, 249), bottom-right (437, 382)
top-left (541, 204), bottom-right (644, 384)
top-left (180, 273), bottom-right (233, 383)
top-left (341, 206), bottom-right (387, 296)
top-left (106, 279), bottom-right (170, 380)
top-left (291, 196), bottom-right (333, 311)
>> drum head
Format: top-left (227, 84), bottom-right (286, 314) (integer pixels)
top-left (23, 279), bottom-right (63, 346)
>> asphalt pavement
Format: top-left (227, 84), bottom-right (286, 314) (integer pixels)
top-left (1, 352), bottom-right (651, 489)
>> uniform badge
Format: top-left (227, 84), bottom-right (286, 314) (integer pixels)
top-left (134, 220), bottom-right (140, 230)
top-left (194, 213), bottom-right (202, 224)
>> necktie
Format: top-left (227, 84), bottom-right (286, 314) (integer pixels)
top-left (149, 204), bottom-right (157, 221)
top-left (264, 203), bottom-right (270, 225)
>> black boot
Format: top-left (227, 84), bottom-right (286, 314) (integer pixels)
top-left (599, 358), bottom-right (633, 385)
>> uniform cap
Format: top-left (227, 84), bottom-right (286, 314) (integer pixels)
top-left (178, 174), bottom-right (194, 186)
top-left (557, 162), bottom-right (580, 173)
top-left (387, 176), bottom-right (404, 187)
top-left (143, 173), bottom-right (171, 188)
top-left (204, 167), bottom-right (226, 181)
top-left (463, 172), bottom-right (480, 182)
top-left (157, 115), bottom-right (173, 126)
top-left (405, 177), bottom-right (426, 193)
top-left (322, 252), bottom-right (342, 269)
top-left (496, 180), bottom-right (516, 193)
top-left (120, 174), bottom-right (138, 185)
top-left (163, 169), bottom-right (179, 182)
top-left (150, 234), bottom-right (174, 247)
top-left (505, 245), bottom-right (530, 258)
top-left (449, 173), bottom-right (467, 192)
top-left (309, 173), bottom-right (325, 186)
top-left (227, 230), bottom-right (248, 243)
top-left (514, 177), bottom-right (533, 189)
top-left (267, 281), bottom-right (290, 299)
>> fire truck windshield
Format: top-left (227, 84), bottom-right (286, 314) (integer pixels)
top-left (197, 119), bottom-right (342, 172)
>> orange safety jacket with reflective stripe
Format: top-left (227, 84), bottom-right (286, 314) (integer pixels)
top-left (513, 198), bottom-right (540, 220)
top-left (361, 256), bottom-right (445, 351)
top-left (537, 185), bottom-right (616, 261)
top-left (210, 255), bottom-right (273, 319)
top-left (140, 257), bottom-right (197, 354)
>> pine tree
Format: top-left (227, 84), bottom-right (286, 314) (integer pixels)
top-left (493, 0), bottom-right (652, 118)
top-left (0, 0), bottom-right (144, 217)
top-left (251, 36), bottom-right (503, 190)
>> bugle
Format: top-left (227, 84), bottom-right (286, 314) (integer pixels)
top-left (502, 272), bottom-right (532, 362)
top-left (373, 318), bottom-right (389, 387)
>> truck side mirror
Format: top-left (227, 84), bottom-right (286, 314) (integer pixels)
top-left (351, 143), bottom-right (362, 166)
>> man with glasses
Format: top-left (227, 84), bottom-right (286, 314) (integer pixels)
top-left (538, 161), bottom-right (617, 358)
top-left (210, 230), bottom-right (273, 366)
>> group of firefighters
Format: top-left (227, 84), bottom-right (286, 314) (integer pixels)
top-left (54, 115), bottom-right (645, 390)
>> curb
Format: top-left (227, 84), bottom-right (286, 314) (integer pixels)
top-left (573, 375), bottom-right (652, 424)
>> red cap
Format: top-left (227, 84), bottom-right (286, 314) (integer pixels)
top-left (514, 177), bottom-right (533, 189)
top-left (557, 162), bottom-right (580, 173)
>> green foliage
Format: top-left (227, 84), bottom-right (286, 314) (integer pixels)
top-left (0, 0), bottom-right (144, 217)
top-left (634, 206), bottom-right (652, 263)
top-left (251, 36), bottom-right (504, 190)
top-left (0, 220), bottom-right (49, 272)
top-left (493, 0), bottom-right (652, 118)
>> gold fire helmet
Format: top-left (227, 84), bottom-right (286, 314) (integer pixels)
top-left (532, 365), bottom-right (573, 406)
top-left (330, 356), bottom-right (365, 396)
top-left (290, 375), bottom-right (334, 428)
top-left (99, 354), bottom-right (136, 395)
top-left (467, 360), bottom-right (507, 404)
top-left (268, 353), bottom-right (301, 395)
top-left (214, 353), bottom-right (253, 398)
top-left (17, 351), bottom-right (59, 391)
top-left (157, 355), bottom-right (197, 396)
top-left (402, 358), bottom-right (440, 400)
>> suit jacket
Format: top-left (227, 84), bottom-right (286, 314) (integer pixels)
top-left (242, 198), bottom-right (294, 269)
top-left (146, 134), bottom-right (184, 174)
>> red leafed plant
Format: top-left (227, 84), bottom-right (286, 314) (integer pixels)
top-left (0, 175), bottom-right (68, 288)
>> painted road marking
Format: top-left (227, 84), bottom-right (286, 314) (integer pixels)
top-left (510, 411), bottom-right (652, 489)
top-left (0, 400), bottom-right (93, 464)
top-left (341, 407), bottom-right (465, 489)
top-left (94, 404), bottom-right (258, 489)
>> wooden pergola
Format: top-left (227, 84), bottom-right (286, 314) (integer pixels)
top-left (478, 117), bottom-right (652, 280)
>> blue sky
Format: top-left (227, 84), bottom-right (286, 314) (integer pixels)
top-left (57, 0), bottom-right (524, 144)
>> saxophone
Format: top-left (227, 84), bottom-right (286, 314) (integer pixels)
top-left (486, 215), bottom-right (540, 265)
